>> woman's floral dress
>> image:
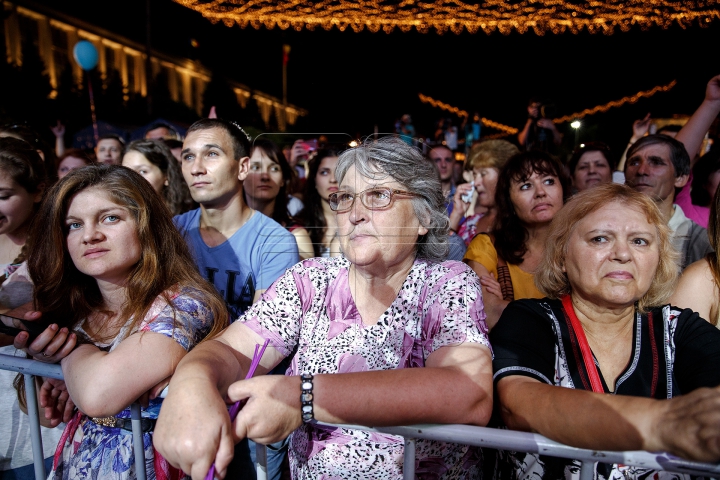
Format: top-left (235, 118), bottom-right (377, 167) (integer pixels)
top-left (49, 289), bottom-right (215, 480)
top-left (242, 256), bottom-right (491, 479)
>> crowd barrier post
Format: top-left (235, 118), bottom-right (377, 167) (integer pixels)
top-left (579, 461), bottom-right (594, 480)
top-left (403, 437), bottom-right (416, 479)
top-left (22, 372), bottom-right (46, 480)
top-left (256, 443), bottom-right (268, 480)
top-left (130, 403), bottom-right (147, 480)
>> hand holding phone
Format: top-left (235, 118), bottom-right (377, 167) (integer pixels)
top-left (302, 139), bottom-right (318, 153)
top-left (461, 181), bottom-right (474, 203)
top-left (2, 310), bottom-right (77, 362)
top-left (0, 313), bottom-right (44, 342)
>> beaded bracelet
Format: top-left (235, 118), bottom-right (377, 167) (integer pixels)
top-left (300, 373), bottom-right (314, 423)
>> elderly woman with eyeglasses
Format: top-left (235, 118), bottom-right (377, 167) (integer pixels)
top-left (154, 137), bottom-right (493, 480)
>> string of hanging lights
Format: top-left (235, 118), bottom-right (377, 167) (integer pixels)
top-left (552, 80), bottom-right (677, 123)
top-left (173, 0), bottom-right (720, 35)
top-left (418, 94), bottom-right (518, 135)
top-left (418, 79), bottom-right (676, 134)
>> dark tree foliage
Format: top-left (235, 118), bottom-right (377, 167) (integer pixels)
top-left (202, 73), bottom-right (241, 119)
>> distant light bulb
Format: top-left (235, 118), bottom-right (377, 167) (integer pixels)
top-left (349, 140), bottom-right (358, 147)
top-left (571, 120), bottom-right (582, 129)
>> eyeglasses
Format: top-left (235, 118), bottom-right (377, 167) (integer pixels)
top-left (328, 187), bottom-right (419, 212)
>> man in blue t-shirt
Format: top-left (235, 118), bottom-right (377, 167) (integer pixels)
top-left (174, 119), bottom-right (299, 320)
top-left (175, 119), bottom-right (298, 479)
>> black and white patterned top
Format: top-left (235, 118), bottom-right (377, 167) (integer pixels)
top-left (489, 298), bottom-right (720, 480)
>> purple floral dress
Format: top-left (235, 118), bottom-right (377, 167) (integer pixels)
top-left (49, 289), bottom-right (215, 480)
top-left (242, 256), bottom-right (491, 479)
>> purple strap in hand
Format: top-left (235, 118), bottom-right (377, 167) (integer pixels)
top-left (205, 339), bottom-right (270, 480)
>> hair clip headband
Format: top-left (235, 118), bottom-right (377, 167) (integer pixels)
top-left (230, 121), bottom-right (252, 143)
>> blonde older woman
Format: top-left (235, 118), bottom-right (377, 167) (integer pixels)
top-left (155, 137), bottom-right (493, 479)
top-left (490, 183), bottom-right (720, 479)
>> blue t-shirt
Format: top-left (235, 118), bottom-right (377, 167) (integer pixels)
top-left (174, 209), bottom-right (299, 320)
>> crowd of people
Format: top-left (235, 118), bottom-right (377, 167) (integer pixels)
top-left (0, 74), bottom-right (719, 480)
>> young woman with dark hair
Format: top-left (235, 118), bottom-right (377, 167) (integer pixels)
top-left (26, 165), bottom-right (228, 480)
top-left (464, 151), bottom-right (570, 328)
top-left (298, 149), bottom-right (340, 257)
top-left (245, 138), bottom-right (313, 259)
top-left (0, 137), bottom-right (68, 479)
top-left (122, 139), bottom-right (195, 216)
top-left (0, 123), bottom-right (57, 177)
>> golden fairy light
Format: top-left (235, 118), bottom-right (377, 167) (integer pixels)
top-left (419, 80), bottom-right (676, 133)
top-left (552, 80), bottom-right (677, 123)
top-left (173, 0), bottom-right (720, 35)
top-left (418, 94), bottom-right (519, 135)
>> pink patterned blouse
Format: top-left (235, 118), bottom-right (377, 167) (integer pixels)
top-left (242, 256), bottom-right (490, 479)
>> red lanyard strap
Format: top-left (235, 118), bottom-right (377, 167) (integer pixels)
top-left (561, 295), bottom-right (605, 394)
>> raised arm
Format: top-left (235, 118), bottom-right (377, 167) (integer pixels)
top-left (498, 375), bottom-right (720, 461)
top-left (449, 183), bottom-right (474, 232)
top-left (676, 74), bottom-right (720, 166)
top-left (518, 118), bottom-right (534, 147)
top-left (51, 121), bottom-right (65, 158)
top-left (616, 113), bottom-right (651, 172)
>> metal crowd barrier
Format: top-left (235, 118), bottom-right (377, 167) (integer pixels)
top-left (3, 353), bottom-right (720, 480)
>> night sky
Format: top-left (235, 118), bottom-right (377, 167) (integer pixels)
top-left (29, 0), bottom-right (720, 154)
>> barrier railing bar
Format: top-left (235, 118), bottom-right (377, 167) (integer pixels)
top-left (23, 372), bottom-right (46, 480)
top-left (0, 353), bottom-right (63, 379)
top-left (320, 423), bottom-right (720, 477)
top-left (130, 403), bottom-right (147, 480)
top-left (4, 354), bottom-right (720, 479)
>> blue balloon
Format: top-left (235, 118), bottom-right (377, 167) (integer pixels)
top-left (73, 41), bottom-right (98, 70)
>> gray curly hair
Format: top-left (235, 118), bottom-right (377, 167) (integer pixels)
top-left (335, 136), bottom-right (449, 262)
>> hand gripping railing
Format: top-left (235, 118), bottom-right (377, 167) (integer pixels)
top-left (2, 353), bottom-right (720, 480)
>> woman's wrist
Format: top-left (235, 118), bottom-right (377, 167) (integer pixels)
top-left (449, 210), bottom-right (464, 230)
top-left (636, 397), bottom-right (669, 453)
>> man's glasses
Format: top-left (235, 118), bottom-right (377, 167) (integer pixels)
top-left (328, 187), bottom-right (419, 212)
